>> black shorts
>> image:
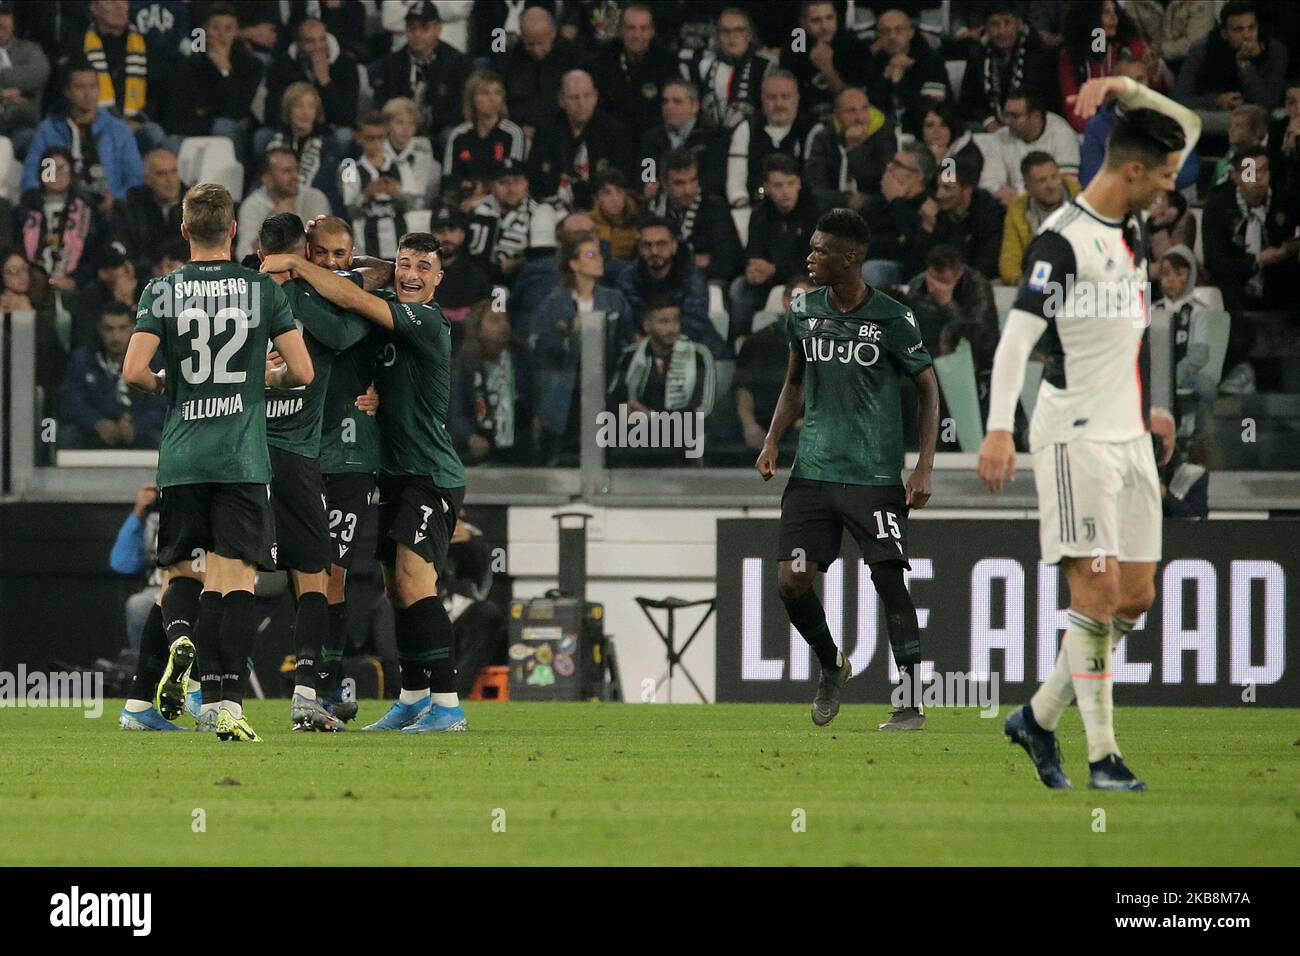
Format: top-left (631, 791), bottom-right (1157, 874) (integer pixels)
top-left (322, 471), bottom-right (376, 569)
top-left (375, 476), bottom-right (464, 573)
top-left (777, 477), bottom-right (910, 569)
top-left (269, 445), bottom-right (330, 573)
top-left (156, 482), bottom-right (276, 572)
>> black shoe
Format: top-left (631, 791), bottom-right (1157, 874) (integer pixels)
top-left (878, 706), bottom-right (926, 731)
top-left (1004, 705), bottom-right (1071, 789)
top-left (811, 655), bottom-right (852, 726)
top-left (1088, 754), bottom-right (1147, 791)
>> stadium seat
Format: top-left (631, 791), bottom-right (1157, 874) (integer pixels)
top-left (946, 60), bottom-right (966, 97)
top-left (751, 310), bottom-right (781, 333)
top-left (731, 205), bottom-right (751, 247)
top-left (178, 137), bottom-right (244, 201)
top-left (1193, 310), bottom-right (1232, 386)
top-left (709, 310), bottom-right (729, 342)
top-left (994, 285), bottom-right (1017, 327)
top-left (707, 282), bottom-right (724, 316)
top-left (405, 209), bottom-right (431, 233)
top-left (932, 339), bottom-right (984, 451)
top-left (763, 285), bottom-right (785, 313)
top-left (1197, 286), bottom-right (1223, 312)
top-left (714, 357), bottom-right (734, 399)
top-left (0, 136), bottom-right (18, 203)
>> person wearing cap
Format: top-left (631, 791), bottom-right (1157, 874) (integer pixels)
top-left (429, 204), bottom-right (493, 330)
top-left (0, 1), bottom-right (50, 155)
top-left (527, 69), bottom-right (635, 212)
top-left (373, 1), bottom-right (473, 143)
top-left (465, 159), bottom-right (557, 285)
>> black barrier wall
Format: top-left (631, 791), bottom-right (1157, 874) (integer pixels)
top-left (716, 518), bottom-right (1298, 706)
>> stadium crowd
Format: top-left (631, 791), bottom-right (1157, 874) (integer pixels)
top-left (5, 0), bottom-right (1295, 467)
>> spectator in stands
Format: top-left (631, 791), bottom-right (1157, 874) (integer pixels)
top-left (978, 87), bottom-right (1079, 204)
top-left (639, 79), bottom-right (728, 199)
top-left (109, 481), bottom-right (161, 654)
top-left (342, 111), bottom-right (413, 260)
top-left (72, 237), bottom-right (139, 351)
top-left (148, 237), bottom-right (186, 277)
top-left (864, 6), bottom-right (950, 135)
top-left (110, 147), bottom-right (182, 275)
top-left (499, 6), bottom-right (581, 138)
top-left (1212, 104), bottom-right (1270, 188)
top-left (899, 243), bottom-right (998, 359)
top-left (735, 273), bottom-right (809, 451)
top-left (589, 2), bottom-right (678, 137)
top-left (999, 151), bottom-right (1080, 286)
top-left (1151, 406), bottom-right (1209, 519)
top-left (466, 159), bottom-right (557, 286)
top-left (17, 145), bottom-right (108, 289)
top-left (428, 204), bottom-right (493, 331)
top-left (528, 69), bottom-right (634, 211)
top-left (163, 2), bottom-right (263, 161)
top-left (616, 216), bottom-right (727, 359)
top-left (450, 302), bottom-right (535, 466)
top-left (1204, 149), bottom-right (1300, 393)
top-left (532, 230), bottom-right (632, 464)
top-left (75, 0), bottom-right (165, 151)
top-left (372, 1), bottom-right (473, 141)
top-left (1058, 0), bottom-right (1149, 133)
top-left (0, 2), bottom-right (50, 156)
top-left (1080, 53), bottom-right (1199, 190)
top-left (1146, 188), bottom-right (1196, 283)
top-left (729, 153), bottom-right (818, 338)
top-left (59, 300), bottom-right (163, 449)
top-left (0, 247), bottom-right (65, 395)
top-left (23, 59), bottom-right (143, 205)
top-left (725, 68), bottom-right (815, 209)
top-left (1270, 77), bottom-right (1300, 195)
top-left (591, 168), bottom-right (641, 262)
top-left (1154, 245), bottom-right (1220, 440)
top-left (236, 6), bottom-right (281, 63)
top-left (804, 86), bottom-right (895, 212)
top-left (779, 0), bottom-right (866, 123)
top-left (510, 210), bottom-right (601, 336)
top-left (919, 100), bottom-right (984, 185)
top-left (959, 1), bottom-right (1056, 132)
top-left (861, 143), bottom-right (935, 287)
top-left (1124, 1), bottom-right (1215, 76)
top-left (382, 97), bottom-right (440, 211)
top-left (235, 146), bottom-right (330, 258)
top-left (442, 70), bottom-right (527, 205)
top-left (681, 7), bottom-right (772, 131)
top-left (648, 148), bottom-right (742, 284)
top-left (609, 297), bottom-right (717, 420)
top-left (261, 82), bottom-right (346, 216)
top-left (912, 152), bottom-right (1004, 279)
top-left (1175, 1), bottom-right (1290, 136)
top-left (264, 17), bottom-right (358, 137)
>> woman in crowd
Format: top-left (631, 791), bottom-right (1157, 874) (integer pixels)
top-left (259, 82), bottom-right (347, 215)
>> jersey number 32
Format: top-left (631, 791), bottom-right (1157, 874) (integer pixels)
top-left (178, 307), bottom-right (253, 385)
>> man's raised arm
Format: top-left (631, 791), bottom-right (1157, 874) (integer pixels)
top-left (260, 254), bottom-right (394, 329)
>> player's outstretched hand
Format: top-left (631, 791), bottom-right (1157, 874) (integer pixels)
top-left (905, 465), bottom-right (932, 509)
top-left (755, 440), bottom-right (778, 481)
top-left (1068, 76), bottom-right (1126, 122)
top-left (977, 430), bottom-right (1017, 492)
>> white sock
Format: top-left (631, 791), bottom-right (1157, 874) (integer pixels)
top-left (222, 700), bottom-right (243, 719)
top-left (431, 692), bottom-right (459, 708)
top-left (399, 688), bottom-right (431, 705)
top-left (1030, 644), bottom-right (1073, 732)
top-left (186, 678), bottom-right (201, 693)
top-left (200, 702), bottom-right (220, 717)
top-left (835, 649), bottom-right (844, 668)
top-left (294, 685), bottom-right (317, 701)
top-left (1064, 610), bottom-right (1119, 762)
top-left (125, 699), bottom-right (152, 713)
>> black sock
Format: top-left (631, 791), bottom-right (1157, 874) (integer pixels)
top-left (292, 592), bottom-right (328, 691)
top-left (781, 587), bottom-right (840, 671)
top-left (127, 604), bottom-right (168, 702)
top-left (194, 591), bottom-right (224, 704)
top-left (217, 590), bottom-right (257, 705)
top-left (319, 602), bottom-right (349, 695)
top-left (407, 596), bottom-right (456, 694)
top-left (394, 604), bottom-right (434, 692)
top-left (161, 576), bottom-right (202, 645)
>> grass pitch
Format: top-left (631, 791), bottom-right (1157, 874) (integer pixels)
top-left (1, 702), bottom-right (1296, 866)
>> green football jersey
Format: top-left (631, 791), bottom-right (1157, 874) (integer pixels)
top-left (135, 259), bottom-right (297, 487)
top-left (265, 276), bottom-right (370, 459)
top-left (373, 290), bottom-right (465, 488)
top-left (320, 333), bottom-right (381, 474)
top-left (786, 286), bottom-right (932, 486)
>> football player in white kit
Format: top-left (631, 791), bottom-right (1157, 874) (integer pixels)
top-left (978, 75), bottom-right (1200, 791)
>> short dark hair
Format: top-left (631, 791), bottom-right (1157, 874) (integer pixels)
top-left (1232, 146), bottom-right (1269, 175)
top-left (1019, 150), bottom-right (1057, 179)
top-left (100, 300), bottom-right (134, 322)
top-left (263, 146), bottom-right (297, 169)
top-left (258, 213), bottom-right (306, 255)
top-left (1003, 86), bottom-right (1040, 114)
top-left (662, 149), bottom-right (699, 176)
top-left (357, 109), bottom-right (387, 129)
top-left (1219, 1), bottom-right (1257, 26)
top-left (1104, 107), bottom-right (1186, 170)
top-left (644, 295), bottom-right (679, 317)
top-left (761, 152), bottom-right (800, 179)
top-left (637, 215), bottom-right (674, 236)
top-left (62, 57), bottom-right (96, 88)
top-left (815, 208), bottom-right (870, 254)
top-left (593, 167), bottom-right (628, 192)
top-left (947, 152), bottom-right (981, 189)
top-left (203, 1), bottom-right (240, 25)
top-left (397, 232), bottom-right (442, 257)
top-left (925, 243), bottom-right (964, 272)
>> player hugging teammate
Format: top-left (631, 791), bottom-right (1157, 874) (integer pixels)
top-left (118, 183), bottom-right (470, 739)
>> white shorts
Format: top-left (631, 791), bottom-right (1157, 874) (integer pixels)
top-left (1032, 436), bottom-right (1162, 565)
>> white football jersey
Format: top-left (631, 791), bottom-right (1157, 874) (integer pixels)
top-left (1012, 196), bottom-right (1152, 452)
